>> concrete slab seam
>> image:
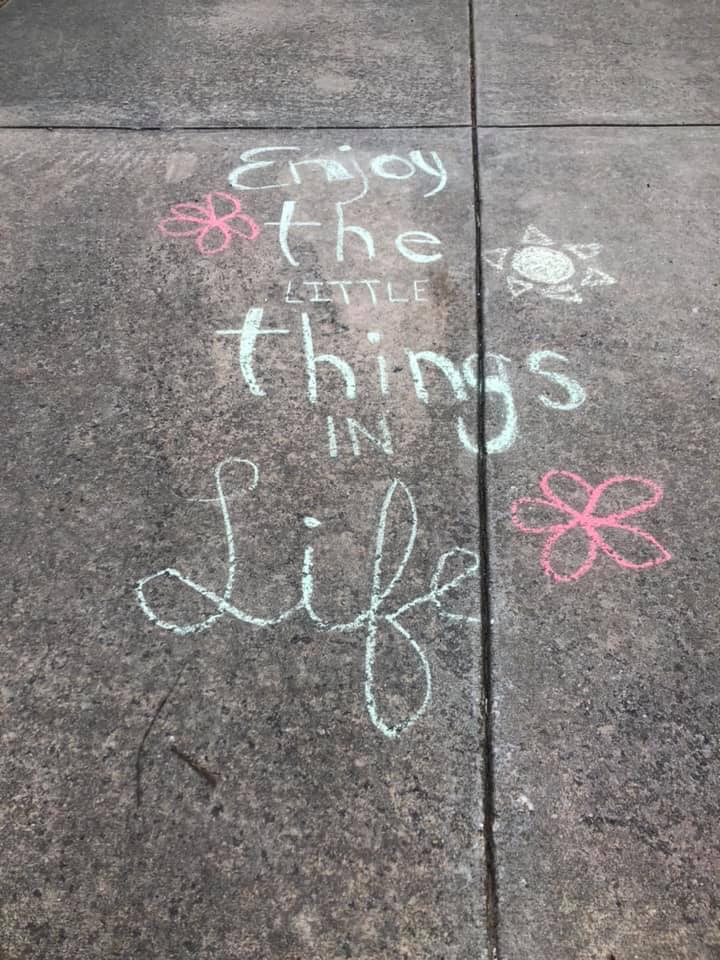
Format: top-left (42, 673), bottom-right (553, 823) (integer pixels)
top-left (469, 0), bottom-right (501, 957)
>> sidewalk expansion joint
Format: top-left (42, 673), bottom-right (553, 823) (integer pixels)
top-left (2, 121), bottom-right (720, 133)
top-left (469, 0), bottom-right (501, 957)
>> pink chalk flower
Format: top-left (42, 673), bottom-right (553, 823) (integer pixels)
top-left (511, 470), bottom-right (672, 583)
top-left (158, 191), bottom-right (260, 256)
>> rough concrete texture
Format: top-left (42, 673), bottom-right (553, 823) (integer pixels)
top-left (3, 1), bottom-right (720, 957)
top-left (0, 0), bottom-right (469, 127)
top-left (0, 129), bottom-right (485, 959)
top-left (475, 0), bottom-right (720, 124)
top-left (480, 127), bottom-right (720, 958)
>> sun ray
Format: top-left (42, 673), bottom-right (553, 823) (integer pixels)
top-left (482, 247), bottom-right (510, 270)
top-left (581, 266), bottom-right (616, 287)
top-left (507, 276), bottom-right (534, 298)
top-left (563, 243), bottom-right (602, 260)
top-left (483, 225), bottom-right (617, 304)
top-left (522, 225), bottom-right (554, 245)
top-left (541, 284), bottom-right (583, 303)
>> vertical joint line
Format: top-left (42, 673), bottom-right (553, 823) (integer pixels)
top-left (468, 0), bottom-right (500, 956)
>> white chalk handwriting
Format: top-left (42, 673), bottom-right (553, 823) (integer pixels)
top-left (285, 277), bottom-right (429, 306)
top-left (226, 146), bottom-right (447, 269)
top-left (215, 310), bottom-right (587, 459)
top-left (228, 145), bottom-right (447, 197)
top-left (136, 458), bottom-right (481, 738)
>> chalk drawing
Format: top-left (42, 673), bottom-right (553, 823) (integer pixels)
top-left (326, 415), bottom-right (339, 458)
top-left (265, 199), bottom-right (442, 267)
top-left (216, 308), bottom-right (290, 398)
top-left (511, 470), bottom-right (672, 583)
top-left (368, 331), bottom-right (389, 396)
top-left (334, 146), bottom-right (373, 263)
top-left (228, 146), bottom-right (303, 191)
top-left (214, 312), bottom-right (587, 459)
top-left (226, 143), bottom-right (446, 267)
top-left (158, 191), bottom-right (260, 256)
top-left (485, 353), bottom-right (518, 454)
top-left (228, 145), bottom-right (447, 197)
top-left (527, 350), bottom-right (586, 411)
top-left (452, 352), bottom-right (518, 456)
top-left (265, 200), bottom-right (322, 267)
top-left (284, 278), bottom-right (429, 306)
top-left (482, 225), bottom-right (616, 304)
top-left (136, 459), bottom-right (481, 738)
top-left (407, 351), bottom-right (469, 405)
top-left (302, 312), bottom-right (357, 403)
top-left (327, 413), bottom-right (395, 458)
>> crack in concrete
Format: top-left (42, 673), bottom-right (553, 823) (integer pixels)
top-left (134, 659), bottom-right (189, 807)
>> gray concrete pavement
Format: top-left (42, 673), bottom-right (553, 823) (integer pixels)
top-left (475, 0), bottom-right (720, 124)
top-left (480, 127), bottom-right (720, 959)
top-left (0, 0), bottom-right (469, 127)
top-left (1, 129), bottom-right (485, 959)
top-left (1, 2), bottom-right (719, 959)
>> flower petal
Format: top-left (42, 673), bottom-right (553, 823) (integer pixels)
top-left (541, 524), bottom-right (598, 582)
top-left (511, 497), bottom-right (569, 534)
top-left (587, 475), bottom-right (663, 521)
top-left (227, 212), bottom-right (260, 241)
top-left (207, 191), bottom-right (243, 218)
top-left (593, 523), bottom-right (672, 571)
top-left (196, 225), bottom-right (232, 255)
top-left (158, 217), bottom-right (204, 238)
top-left (539, 469), bottom-right (593, 515)
top-left (169, 201), bottom-right (211, 222)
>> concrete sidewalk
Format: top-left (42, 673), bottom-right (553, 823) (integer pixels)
top-left (0, 3), bottom-right (718, 959)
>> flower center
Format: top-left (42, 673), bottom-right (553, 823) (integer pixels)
top-left (511, 246), bottom-right (575, 285)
